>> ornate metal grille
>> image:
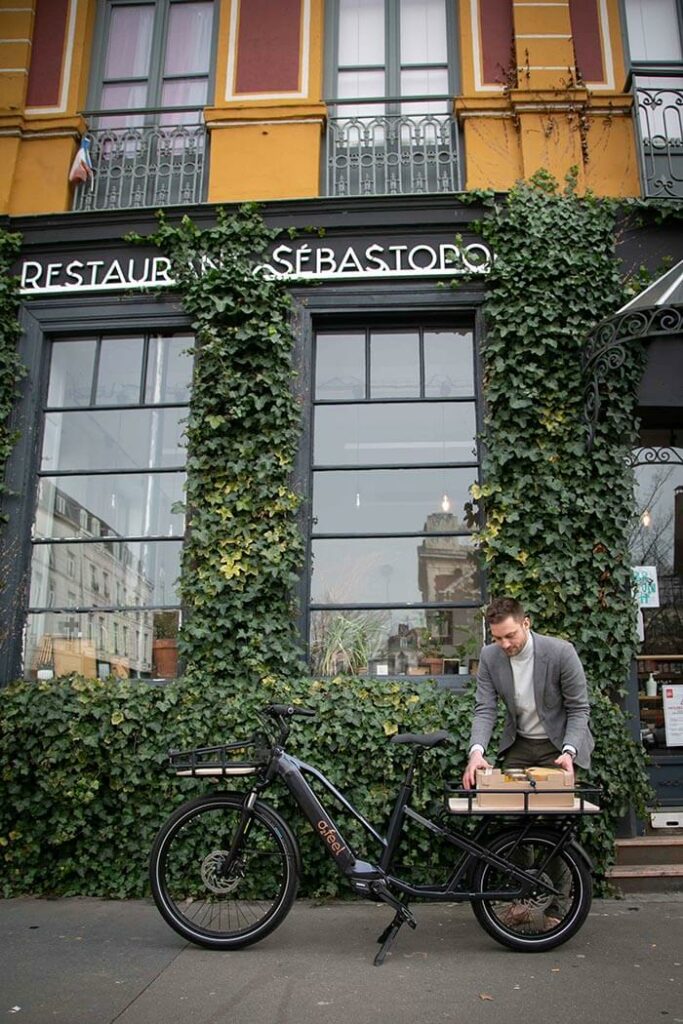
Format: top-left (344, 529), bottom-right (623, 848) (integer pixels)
top-left (71, 122), bottom-right (207, 212)
top-left (326, 113), bottom-right (461, 197)
top-left (633, 76), bottom-right (683, 198)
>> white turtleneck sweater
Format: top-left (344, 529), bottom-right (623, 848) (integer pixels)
top-left (509, 633), bottom-right (546, 739)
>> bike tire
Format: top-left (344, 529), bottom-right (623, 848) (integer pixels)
top-left (471, 827), bottom-right (592, 952)
top-left (150, 791), bottom-right (300, 950)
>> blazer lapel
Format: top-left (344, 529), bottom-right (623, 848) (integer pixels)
top-left (493, 646), bottom-right (515, 707)
top-left (532, 631), bottom-right (548, 709)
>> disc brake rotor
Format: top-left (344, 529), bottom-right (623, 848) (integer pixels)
top-left (200, 851), bottom-right (242, 894)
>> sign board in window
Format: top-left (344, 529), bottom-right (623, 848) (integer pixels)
top-left (633, 565), bottom-right (660, 608)
top-left (663, 685), bottom-right (683, 747)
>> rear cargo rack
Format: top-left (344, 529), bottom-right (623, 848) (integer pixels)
top-left (444, 783), bottom-right (602, 815)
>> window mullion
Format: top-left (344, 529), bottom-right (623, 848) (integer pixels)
top-left (386, 0), bottom-right (401, 111)
top-left (146, 0), bottom-right (169, 119)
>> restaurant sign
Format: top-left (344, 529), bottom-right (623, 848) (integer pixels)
top-left (18, 238), bottom-right (493, 296)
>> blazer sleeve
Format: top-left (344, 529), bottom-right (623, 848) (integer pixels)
top-left (558, 642), bottom-right (591, 752)
top-left (468, 648), bottom-right (499, 752)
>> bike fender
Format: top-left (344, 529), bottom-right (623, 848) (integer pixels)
top-left (567, 838), bottom-right (594, 872)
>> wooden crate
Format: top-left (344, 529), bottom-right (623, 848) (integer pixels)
top-left (475, 767), bottom-right (574, 810)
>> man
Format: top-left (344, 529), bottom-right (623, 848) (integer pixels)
top-left (462, 596), bottom-right (593, 790)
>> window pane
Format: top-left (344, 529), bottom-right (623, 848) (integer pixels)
top-left (24, 609), bottom-right (180, 681)
top-left (47, 339), bottom-right (96, 407)
top-left (400, 0), bottom-right (448, 65)
top-left (310, 606), bottom-right (484, 676)
top-left (99, 84), bottom-right (148, 126)
top-left (29, 539), bottom-right (182, 608)
top-left (160, 78), bottom-right (208, 112)
top-left (145, 335), bottom-right (193, 403)
top-left (95, 336), bottom-right (144, 405)
top-left (337, 70), bottom-right (386, 117)
top-left (424, 330), bottom-right (474, 397)
top-left (339, 0), bottom-right (385, 66)
top-left (314, 402), bottom-right (477, 466)
top-left (104, 4), bottom-right (154, 78)
top-left (164, 2), bottom-right (213, 75)
top-left (625, 0), bottom-right (682, 61)
top-left (400, 67), bottom-right (449, 99)
top-left (370, 331), bottom-right (420, 398)
top-left (310, 535), bottom-right (480, 604)
top-left (35, 474), bottom-right (186, 539)
top-left (312, 468), bottom-right (476, 533)
top-left (316, 332), bottom-right (365, 399)
top-left (41, 409), bottom-right (186, 471)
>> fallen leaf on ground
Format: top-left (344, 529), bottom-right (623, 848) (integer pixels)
top-left (479, 994), bottom-right (494, 1001)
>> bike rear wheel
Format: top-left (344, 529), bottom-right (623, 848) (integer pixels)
top-left (471, 828), bottom-right (592, 952)
top-left (150, 792), bottom-right (300, 949)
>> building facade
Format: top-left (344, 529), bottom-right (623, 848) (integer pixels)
top-left (1, 0), bottom-right (682, 822)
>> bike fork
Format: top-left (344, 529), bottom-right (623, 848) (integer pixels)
top-left (218, 790), bottom-right (258, 879)
top-left (370, 880), bottom-right (417, 966)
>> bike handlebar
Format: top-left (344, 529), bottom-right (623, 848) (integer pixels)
top-left (263, 703), bottom-right (316, 719)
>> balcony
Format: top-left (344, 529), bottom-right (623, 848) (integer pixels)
top-left (633, 71), bottom-right (683, 199)
top-left (326, 103), bottom-right (461, 198)
top-left (72, 112), bottom-right (207, 212)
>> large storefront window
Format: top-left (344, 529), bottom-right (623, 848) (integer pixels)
top-left (632, 428), bottom-right (683, 754)
top-left (309, 323), bottom-right (483, 677)
top-left (24, 332), bottom-right (192, 681)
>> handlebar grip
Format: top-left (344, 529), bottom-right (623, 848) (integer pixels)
top-left (264, 703), bottom-right (316, 719)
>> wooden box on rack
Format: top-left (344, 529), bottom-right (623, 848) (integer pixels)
top-left (475, 767), bottom-right (575, 810)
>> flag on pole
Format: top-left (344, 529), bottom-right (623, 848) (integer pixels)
top-left (69, 136), bottom-right (94, 187)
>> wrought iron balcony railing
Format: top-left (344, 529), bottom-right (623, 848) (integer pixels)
top-left (633, 70), bottom-right (683, 199)
top-left (72, 111), bottom-right (207, 212)
top-left (326, 103), bottom-right (461, 198)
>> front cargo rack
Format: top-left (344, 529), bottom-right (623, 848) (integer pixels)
top-left (169, 737), bottom-right (266, 778)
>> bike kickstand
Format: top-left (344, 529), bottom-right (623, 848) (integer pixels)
top-left (374, 906), bottom-right (417, 967)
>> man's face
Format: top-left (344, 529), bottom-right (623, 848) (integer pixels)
top-left (490, 615), bottom-right (530, 657)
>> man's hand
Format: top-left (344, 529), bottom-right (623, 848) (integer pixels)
top-left (553, 752), bottom-right (575, 777)
top-left (462, 750), bottom-right (492, 789)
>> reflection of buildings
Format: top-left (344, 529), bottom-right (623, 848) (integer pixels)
top-left (418, 512), bottom-right (479, 647)
top-left (385, 513), bottom-right (480, 673)
top-left (26, 482), bottom-right (154, 678)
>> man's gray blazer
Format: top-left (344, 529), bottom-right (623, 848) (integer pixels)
top-left (469, 631), bottom-right (594, 770)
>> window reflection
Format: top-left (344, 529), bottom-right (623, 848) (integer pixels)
top-left (35, 474), bottom-right (185, 539)
top-left (311, 529), bottom-right (479, 605)
top-left (314, 401), bottom-right (477, 466)
top-left (309, 606), bottom-right (483, 677)
top-left (47, 339), bottom-right (97, 407)
top-left (41, 409), bottom-right (186, 471)
top-left (25, 609), bottom-right (180, 681)
top-left (313, 468), bottom-right (475, 534)
top-left (29, 540), bottom-right (182, 608)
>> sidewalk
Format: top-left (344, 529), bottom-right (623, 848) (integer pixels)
top-left (1, 895), bottom-right (682, 1024)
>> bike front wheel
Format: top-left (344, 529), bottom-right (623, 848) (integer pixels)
top-left (150, 792), bottom-right (300, 949)
top-left (471, 828), bottom-right (592, 952)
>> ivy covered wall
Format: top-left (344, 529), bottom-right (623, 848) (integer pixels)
top-left (0, 179), bottom-right (659, 896)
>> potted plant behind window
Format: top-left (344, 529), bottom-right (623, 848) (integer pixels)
top-left (152, 611), bottom-right (179, 678)
top-left (311, 612), bottom-right (382, 677)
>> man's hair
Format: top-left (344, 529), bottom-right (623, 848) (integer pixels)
top-left (484, 596), bottom-right (527, 625)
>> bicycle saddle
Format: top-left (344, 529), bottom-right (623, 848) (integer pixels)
top-left (390, 730), bottom-right (451, 748)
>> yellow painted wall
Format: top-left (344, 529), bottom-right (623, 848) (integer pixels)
top-left (0, 0), bottom-right (647, 216)
top-left (0, 0), bottom-right (96, 215)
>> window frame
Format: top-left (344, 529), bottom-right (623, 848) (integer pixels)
top-left (0, 294), bottom-right (192, 685)
top-left (293, 287), bottom-right (486, 680)
top-left (87, 0), bottom-right (220, 125)
top-left (324, 0), bottom-right (461, 114)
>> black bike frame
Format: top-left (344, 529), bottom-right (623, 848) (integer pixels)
top-left (255, 746), bottom-right (577, 903)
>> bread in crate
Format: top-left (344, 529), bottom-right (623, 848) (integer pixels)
top-left (475, 766), bottom-right (574, 810)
